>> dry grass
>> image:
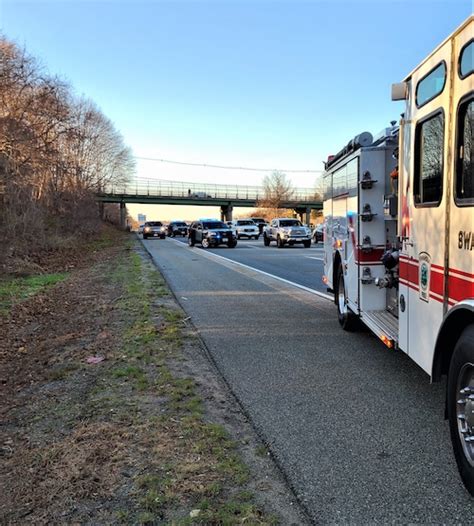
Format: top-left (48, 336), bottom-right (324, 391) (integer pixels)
top-left (0, 233), bottom-right (280, 525)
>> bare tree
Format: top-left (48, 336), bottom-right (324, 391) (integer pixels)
top-left (0, 36), bottom-right (135, 265)
top-left (259, 171), bottom-right (294, 207)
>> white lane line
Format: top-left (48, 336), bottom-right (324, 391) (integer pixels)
top-left (170, 238), bottom-right (323, 253)
top-left (241, 243), bottom-right (264, 249)
top-left (165, 237), bottom-right (332, 301)
top-left (306, 256), bottom-right (324, 261)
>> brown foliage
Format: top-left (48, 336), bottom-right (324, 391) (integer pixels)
top-left (0, 36), bottom-right (134, 263)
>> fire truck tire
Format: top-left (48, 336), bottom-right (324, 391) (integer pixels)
top-left (447, 324), bottom-right (474, 496)
top-left (336, 267), bottom-right (359, 331)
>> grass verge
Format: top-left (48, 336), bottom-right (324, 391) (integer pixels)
top-left (0, 272), bottom-right (68, 315)
top-left (1, 234), bottom-right (285, 524)
top-left (107, 247), bottom-right (278, 524)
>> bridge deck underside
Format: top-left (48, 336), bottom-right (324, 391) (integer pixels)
top-left (97, 194), bottom-right (322, 209)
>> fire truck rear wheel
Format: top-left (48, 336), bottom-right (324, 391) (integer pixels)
top-left (447, 324), bottom-right (474, 496)
top-left (336, 267), bottom-right (358, 331)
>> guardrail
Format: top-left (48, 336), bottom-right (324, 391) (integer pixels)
top-left (101, 178), bottom-right (319, 202)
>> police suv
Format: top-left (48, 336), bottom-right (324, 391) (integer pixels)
top-left (188, 219), bottom-right (237, 248)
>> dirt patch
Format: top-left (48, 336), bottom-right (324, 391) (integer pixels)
top-left (1, 224), bottom-right (119, 277)
top-left (0, 232), bottom-right (307, 525)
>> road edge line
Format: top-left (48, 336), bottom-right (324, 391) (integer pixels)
top-left (166, 237), bottom-right (333, 301)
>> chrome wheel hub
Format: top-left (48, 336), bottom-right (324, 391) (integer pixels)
top-left (456, 363), bottom-right (474, 467)
top-left (338, 274), bottom-right (347, 315)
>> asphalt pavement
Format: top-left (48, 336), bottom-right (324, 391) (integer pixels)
top-left (172, 236), bottom-right (328, 295)
top-left (142, 236), bottom-right (473, 524)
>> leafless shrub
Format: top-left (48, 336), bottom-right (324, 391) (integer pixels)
top-left (0, 36), bottom-right (135, 265)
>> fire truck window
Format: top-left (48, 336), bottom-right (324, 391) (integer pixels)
top-left (332, 158), bottom-right (357, 199)
top-left (455, 98), bottom-right (473, 204)
top-left (416, 62), bottom-right (446, 107)
top-left (414, 112), bottom-right (444, 206)
top-left (459, 40), bottom-right (473, 78)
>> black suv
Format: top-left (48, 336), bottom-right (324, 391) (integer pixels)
top-left (188, 220), bottom-right (237, 248)
top-left (167, 221), bottom-right (188, 237)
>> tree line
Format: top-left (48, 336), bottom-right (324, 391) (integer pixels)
top-left (0, 36), bottom-right (135, 264)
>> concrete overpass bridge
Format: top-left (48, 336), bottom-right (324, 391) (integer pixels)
top-left (97, 178), bottom-right (322, 227)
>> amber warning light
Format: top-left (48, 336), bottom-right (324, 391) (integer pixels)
top-left (380, 335), bottom-right (394, 349)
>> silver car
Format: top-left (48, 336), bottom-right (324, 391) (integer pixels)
top-left (143, 221), bottom-right (167, 239)
top-left (232, 219), bottom-right (260, 239)
top-left (263, 218), bottom-right (312, 248)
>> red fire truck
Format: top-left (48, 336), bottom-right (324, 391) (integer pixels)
top-left (323, 16), bottom-right (473, 494)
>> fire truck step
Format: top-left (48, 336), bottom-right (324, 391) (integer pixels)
top-left (361, 310), bottom-right (399, 344)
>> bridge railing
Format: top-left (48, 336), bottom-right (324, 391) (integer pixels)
top-left (101, 178), bottom-right (319, 202)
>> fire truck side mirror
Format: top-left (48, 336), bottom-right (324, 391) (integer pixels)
top-left (391, 82), bottom-right (407, 101)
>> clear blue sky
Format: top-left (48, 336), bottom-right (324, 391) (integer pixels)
top-left (1, 0), bottom-right (471, 219)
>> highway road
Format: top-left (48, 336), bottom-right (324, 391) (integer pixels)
top-left (172, 236), bottom-right (329, 296)
top-left (142, 236), bottom-right (473, 524)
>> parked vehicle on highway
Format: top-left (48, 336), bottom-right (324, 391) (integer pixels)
top-left (322, 17), bottom-right (474, 495)
top-left (143, 221), bottom-right (166, 239)
top-left (251, 217), bottom-right (268, 234)
top-left (312, 224), bottom-right (324, 243)
top-left (188, 219), bottom-right (237, 248)
top-left (232, 219), bottom-right (260, 239)
top-left (263, 218), bottom-right (311, 248)
top-left (167, 220), bottom-right (188, 237)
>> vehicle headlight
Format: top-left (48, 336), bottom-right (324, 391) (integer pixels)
top-left (160, 226), bottom-right (166, 231)
top-left (144, 227), bottom-right (150, 232)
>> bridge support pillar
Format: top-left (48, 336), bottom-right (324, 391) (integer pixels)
top-left (294, 207), bottom-right (311, 226)
top-left (220, 204), bottom-right (233, 222)
top-left (98, 201), bottom-right (105, 221)
top-left (120, 201), bottom-right (127, 230)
